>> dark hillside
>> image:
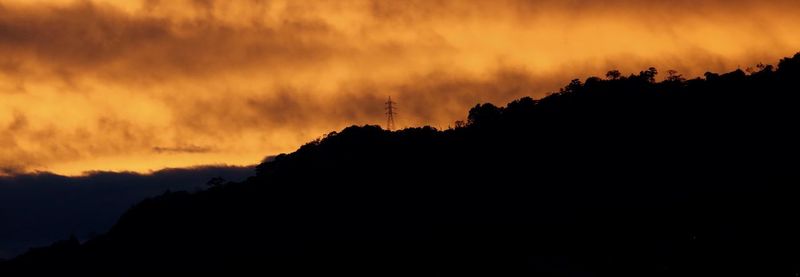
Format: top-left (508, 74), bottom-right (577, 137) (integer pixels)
top-left (3, 53), bottom-right (800, 276)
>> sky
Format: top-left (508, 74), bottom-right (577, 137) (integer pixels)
top-left (2, 0), bottom-right (800, 175)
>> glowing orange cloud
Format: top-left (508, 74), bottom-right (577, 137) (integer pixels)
top-left (1, 0), bottom-right (800, 175)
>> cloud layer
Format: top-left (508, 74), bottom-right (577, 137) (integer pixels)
top-left (2, 0), bottom-right (800, 174)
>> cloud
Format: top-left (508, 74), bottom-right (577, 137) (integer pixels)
top-left (0, 1), bottom-right (343, 83)
top-left (153, 145), bottom-right (213, 154)
top-left (0, 165), bottom-right (255, 259)
top-left (0, 0), bottom-right (799, 174)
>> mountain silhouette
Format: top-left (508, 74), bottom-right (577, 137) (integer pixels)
top-left (2, 53), bottom-right (800, 276)
top-left (0, 166), bottom-right (254, 260)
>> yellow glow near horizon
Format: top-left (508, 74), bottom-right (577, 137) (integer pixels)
top-left (2, 0), bottom-right (800, 175)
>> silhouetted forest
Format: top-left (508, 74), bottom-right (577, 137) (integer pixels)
top-left (3, 53), bottom-right (800, 276)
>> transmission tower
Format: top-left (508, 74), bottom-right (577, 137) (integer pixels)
top-left (385, 96), bottom-right (397, 131)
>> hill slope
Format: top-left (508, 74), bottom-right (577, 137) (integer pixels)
top-left (3, 54), bottom-right (800, 276)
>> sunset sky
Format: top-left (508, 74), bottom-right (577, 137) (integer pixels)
top-left (2, 0), bottom-right (800, 175)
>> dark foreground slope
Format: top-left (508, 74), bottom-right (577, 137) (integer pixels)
top-left (3, 54), bottom-right (800, 276)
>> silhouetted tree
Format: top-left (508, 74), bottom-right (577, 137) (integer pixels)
top-left (638, 67), bottom-right (658, 83)
top-left (778, 53), bottom-right (800, 74)
top-left (467, 103), bottom-right (502, 126)
top-left (704, 71), bottom-right (720, 81)
top-left (560, 79), bottom-right (583, 94)
top-left (665, 69), bottom-right (685, 83)
top-left (606, 70), bottom-right (622, 80)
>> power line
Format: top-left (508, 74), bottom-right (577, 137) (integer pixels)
top-left (385, 96), bottom-right (397, 131)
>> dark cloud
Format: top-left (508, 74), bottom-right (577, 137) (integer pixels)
top-left (153, 145), bottom-right (213, 154)
top-left (0, 0), bottom-right (799, 174)
top-left (0, 165), bottom-right (255, 259)
top-left (0, 1), bottom-right (343, 83)
top-left (0, 166), bottom-right (25, 176)
top-left (6, 112), bottom-right (27, 131)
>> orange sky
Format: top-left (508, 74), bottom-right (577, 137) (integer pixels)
top-left (2, 0), bottom-right (800, 175)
